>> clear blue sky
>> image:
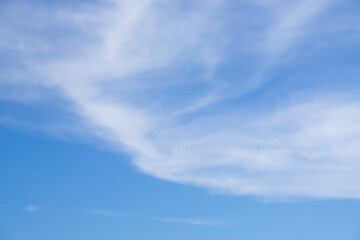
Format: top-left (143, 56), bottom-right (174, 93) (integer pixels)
top-left (1, 0), bottom-right (360, 239)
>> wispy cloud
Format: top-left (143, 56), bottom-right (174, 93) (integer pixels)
top-left (84, 208), bottom-right (122, 217)
top-left (1, 0), bottom-right (360, 199)
top-left (83, 208), bottom-right (227, 226)
top-left (261, 0), bottom-right (332, 59)
top-left (149, 97), bottom-right (360, 198)
top-left (154, 217), bottom-right (232, 226)
top-left (24, 205), bottom-right (39, 213)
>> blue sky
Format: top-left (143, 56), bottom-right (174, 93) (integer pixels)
top-left (1, 0), bottom-right (360, 239)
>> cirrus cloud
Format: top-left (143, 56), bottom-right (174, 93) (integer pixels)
top-left (1, 0), bottom-right (360, 199)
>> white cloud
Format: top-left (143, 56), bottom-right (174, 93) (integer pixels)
top-left (2, 0), bottom-right (360, 199)
top-left (138, 97), bottom-right (360, 198)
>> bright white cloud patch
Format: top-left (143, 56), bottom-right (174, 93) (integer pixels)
top-left (1, 0), bottom-right (360, 198)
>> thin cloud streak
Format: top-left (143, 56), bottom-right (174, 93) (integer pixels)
top-left (83, 208), bottom-right (228, 225)
top-left (153, 217), bottom-right (232, 226)
top-left (262, 0), bottom-right (332, 59)
top-left (84, 209), bottom-right (123, 217)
